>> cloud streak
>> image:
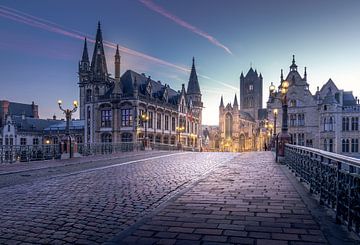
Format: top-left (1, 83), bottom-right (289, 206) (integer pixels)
top-left (139, 0), bottom-right (232, 55)
top-left (0, 5), bottom-right (236, 90)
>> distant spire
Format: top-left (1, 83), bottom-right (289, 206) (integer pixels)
top-left (280, 69), bottom-right (284, 81)
top-left (233, 94), bottom-right (238, 107)
top-left (81, 38), bottom-right (89, 62)
top-left (220, 95), bottom-right (224, 108)
top-left (187, 57), bottom-right (201, 95)
top-left (304, 66), bottom-right (307, 80)
top-left (290, 54), bottom-right (298, 71)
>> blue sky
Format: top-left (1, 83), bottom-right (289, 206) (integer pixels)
top-left (1, 0), bottom-right (360, 125)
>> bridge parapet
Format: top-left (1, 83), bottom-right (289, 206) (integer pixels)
top-left (285, 144), bottom-right (360, 234)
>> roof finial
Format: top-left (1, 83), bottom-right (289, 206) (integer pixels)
top-left (220, 95), bottom-right (224, 108)
top-left (115, 44), bottom-right (120, 56)
top-left (304, 66), bottom-right (307, 80)
top-left (280, 69), bottom-right (284, 81)
top-left (292, 55), bottom-right (295, 65)
top-left (98, 21), bottom-right (101, 29)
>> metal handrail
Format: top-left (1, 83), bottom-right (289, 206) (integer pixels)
top-left (284, 144), bottom-right (360, 234)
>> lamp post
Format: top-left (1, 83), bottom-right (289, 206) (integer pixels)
top-left (139, 112), bottom-right (149, 149)
top-left (269, 80), bottom-right (290, 161)
top-left (176, 125), bottom-right (185, 149)
top-left (273, 109), bottom-right (278, 136)
top-left (58, 100), bottom-right (78, 158)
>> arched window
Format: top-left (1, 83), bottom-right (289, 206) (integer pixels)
top-left (323, 139), bottom-right (327, 151)
top-left (225, 113), bottom-right (233, 138)
top-left (101, 133), bottom-right (112, 143)
top-left (121, 133), bottom-right (132, 142)
top-left (290, 100), bottom-right (297, 107)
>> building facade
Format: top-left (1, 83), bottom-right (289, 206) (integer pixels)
top-left (267, 56), bottom-right (360, 158)
top-left (0, 100), bottom-right (38, 128)
top-left (79, 23), bottom-right (203, 149)
top-left (219, 68), bottom-right (268, 152)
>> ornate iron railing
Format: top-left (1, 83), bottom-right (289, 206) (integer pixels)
top-left (285, 144), bottom-right (360, 234)
top-left (0, 144), bottom-right (62, 163)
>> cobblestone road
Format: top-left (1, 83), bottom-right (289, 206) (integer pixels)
top-left (115, 152), bottom-right (358, 245)
top-left (0, 152), bottom-right (236, 244)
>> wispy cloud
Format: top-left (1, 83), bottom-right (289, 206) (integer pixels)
top-left (0, 5), bottom-right (236, 89)
top-left (139, 0), bottom-right (232, 55)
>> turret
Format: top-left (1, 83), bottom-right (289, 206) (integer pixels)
top-left (187, 57), bottom-right (201, 101)
top-left (290, 55), bottom-right (298, 72)
top-left (220, 95), bottom-right (224, 108)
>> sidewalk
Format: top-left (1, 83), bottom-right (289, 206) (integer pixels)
top-left (112, 152), bottom-right (358, 245)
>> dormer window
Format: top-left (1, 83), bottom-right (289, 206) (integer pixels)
top-left (146, 83), bottom-right (152, 95)
top-left (163, 89), bottom-right (168, 102)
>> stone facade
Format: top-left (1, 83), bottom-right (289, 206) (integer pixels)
top-left (79, 23), bottom-right (203, 149)
top-left (219, 68), bottom-right (268, 152)
top-left (267, 56), bottom-right (360, 158)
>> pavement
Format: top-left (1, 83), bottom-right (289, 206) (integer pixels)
top-left (0, 151), bottom-right (358, 244)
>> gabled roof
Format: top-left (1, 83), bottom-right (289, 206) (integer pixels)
top-left (320, 79), bottom-right (339, 93)
top-left (239, 111), bottom-right (255, 122)
top-left (0, 101), bottom-right (35, 118)
top-left (120, 70), bottom-right (180, 105)
top-left (258, 108), bottom-right (268, 120)
top-left (343, 91), bottom-right (357, 106)
top-left (11, 116), bottom-right (59, 132)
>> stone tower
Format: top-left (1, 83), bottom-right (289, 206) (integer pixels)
top-left (240, 68), bottom-right (263, 120)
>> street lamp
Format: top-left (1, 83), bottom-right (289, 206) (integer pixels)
top-left (176, 125), bottom-right (185, 149)
top-left (58, 99), bottom-right (78, 158)
top-left (273, 108), bottom-right (278, 136)
top-left (139, 112), bottom-right (149, 148)
top-left (269, 80), bottom-right (290, 161)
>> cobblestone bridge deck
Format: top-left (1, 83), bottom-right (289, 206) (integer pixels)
top-left (0, 151), bottom-right (358, 244)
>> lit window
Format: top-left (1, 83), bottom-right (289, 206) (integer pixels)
top-left (121, 109), bottom-right (132, 127)
top-left (101, 110), bottom-right (112, 127)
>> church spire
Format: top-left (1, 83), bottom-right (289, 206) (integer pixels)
top-left (81, 38), bottom-right (89, 62)
top-left (91, 21), bottom-right (108, 80)
top-left (187, 57), bottom-right (201, 95)
top-left (115, 44), bottom-right (120, 82)
top-left (233, 94), bottom-right (238, 108)
top-left (220, 95), bottom-right (224, 108)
